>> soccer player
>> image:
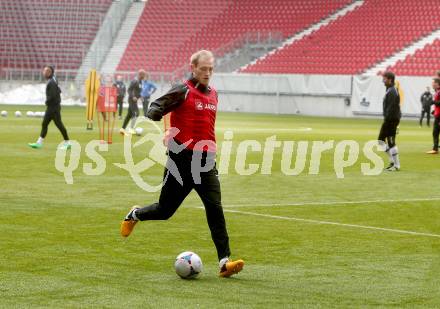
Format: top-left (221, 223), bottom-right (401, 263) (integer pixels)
top-left (120, 50), bottom-right (244, 278)
top-left (420, 86), bottom-right (433, 127)
top-left (378, 71), bottom-right (401, 171)
top-left (140, 73), bottom-right (157, 117)
top-left (28, 66), bottom-right (70, 150)
top-left (113, 75), bottom-right (126, 120)
top-left (119, 70), bottom-right (144, 135)
top-left (427, 78), bottom-right (440, 154)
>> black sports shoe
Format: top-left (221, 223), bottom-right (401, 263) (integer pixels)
top-left (385, 162), bottom-right (394, 170)
top-left (385, 166), bottom-right (400, 172)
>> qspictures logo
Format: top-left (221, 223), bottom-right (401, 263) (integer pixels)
top-left (55, 119), bottom-right (386, 193)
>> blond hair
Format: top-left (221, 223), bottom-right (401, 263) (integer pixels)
top-left (190, 50), bottom-right (214, 66)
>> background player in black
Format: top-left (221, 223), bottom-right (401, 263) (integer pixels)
top-left (113, 75), bottom-right (126, 120)
top-left (427, 78), bottom-right (440, 154)
top-left (419, 86), bottom-right (433, 127)
top-left (120, 50), bottom-right (244, 278)
top-left (28, 66), bottom-right (70, 150)
top-left (119, 70), bottom-right (144, 135)
top-left (378, 71), bottom-right (401, 171)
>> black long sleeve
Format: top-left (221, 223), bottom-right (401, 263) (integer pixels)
top-left (45, 78), bottom-right (61, 108)
top-left (421, 92), bottom-right (433, 109)
top-left (128, 80), bottom-right (136, 98)
top-left (147, 83), bottom-right (189, 121)
top-left (127, 79), bottom-right (142, 104)
top-left (114, 81), bottom-right (126, 97)
top-left (383, 87), bottom-right (401, 120)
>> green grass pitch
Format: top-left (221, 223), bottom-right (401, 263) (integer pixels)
top-left (1, 105), bottom-right (440, 307)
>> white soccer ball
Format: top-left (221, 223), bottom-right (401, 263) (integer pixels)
top-left (135, 127), bottom-right (143, 136)
top-left (0, 110), bottom-right (7, 117)
top-left (174, 251), bottom-right (203, 279)
top-left (15, 111), bottom-right (22, 117)
top-left (26, 111), bottom-right (34, 117)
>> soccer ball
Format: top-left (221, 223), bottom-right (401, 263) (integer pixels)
top-left (174, 251), bottom-right (203, 279)
top-left (135, 127), bottom-right (143, 136)
top-left (15, 111), bottom-right (22, 117)
top-left (26, 111), bottom-right (34, 117)
top-left (0, 110), bottom-right (7, 117)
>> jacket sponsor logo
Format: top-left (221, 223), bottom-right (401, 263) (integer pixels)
top-left (195, 100), bottom-right (216, 111)
top-left (204, 103), bottom-right (217, 111)
top-left (195, 101), bottom-right (204, 110)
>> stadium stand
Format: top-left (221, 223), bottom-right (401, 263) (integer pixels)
top-left (387, 39), bottom-right (440, 76)
top-left (242, 0), bottom-right (440, 75)
top-left (117, 0), bottom-right (353, 73)
top-left (0, 0), bottom-right (112, 71)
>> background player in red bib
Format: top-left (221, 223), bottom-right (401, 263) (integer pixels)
top-left (120, 50), bottom-right (244, 278)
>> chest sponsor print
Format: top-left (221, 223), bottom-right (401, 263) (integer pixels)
top-left (194, 100), bottom-right (216, 111)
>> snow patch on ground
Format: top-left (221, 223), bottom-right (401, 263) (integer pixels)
top-left (0, 84), bottom-right (84, 106)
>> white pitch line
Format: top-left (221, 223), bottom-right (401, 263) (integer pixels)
top-left (222, 197), bottom-right (440, 208)
top-left (224, 209), bottom-right (440, 239)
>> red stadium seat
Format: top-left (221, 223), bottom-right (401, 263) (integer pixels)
top-left (0, 0), bottom-right (112, 70)
top-left (242, 0), bottom-right (440, 75)
top-left (388, 38), bottom-right (440, 76)
top-left (117, 0), bottom-right (353, 73)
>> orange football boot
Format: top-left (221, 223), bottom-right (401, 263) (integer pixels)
top-left (219, 259), bottom-right (244, 278)
top-left (120, 206), bottom-right (140, 237)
